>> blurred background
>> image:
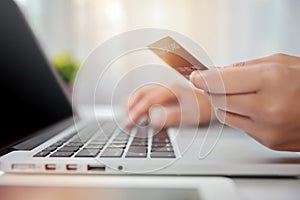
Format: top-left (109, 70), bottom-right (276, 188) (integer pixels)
top-left (13, 0), bottom-right (300, 106)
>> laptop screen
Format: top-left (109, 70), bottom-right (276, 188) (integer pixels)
top-left (0, 1), bottom-right (73, 150)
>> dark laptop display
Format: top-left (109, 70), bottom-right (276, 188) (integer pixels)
top-left (0, 0), bottom-right (73, 153)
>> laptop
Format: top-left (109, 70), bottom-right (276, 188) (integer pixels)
top-left (0, 0), bottom-right (299, 176)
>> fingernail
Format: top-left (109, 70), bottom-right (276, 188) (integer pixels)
top-left (149, 107), bottom-right (166, 128)
top-left (189, 70), bottom-right (202, 82)
top-left (190, 70), bottom-right (201, 77)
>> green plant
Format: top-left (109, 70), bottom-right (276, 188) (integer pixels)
top-left (52, 52), bottom-right (79, 84)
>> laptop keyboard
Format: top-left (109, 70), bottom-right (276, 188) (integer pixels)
top-left (33, 121), bottom-right (176, 159)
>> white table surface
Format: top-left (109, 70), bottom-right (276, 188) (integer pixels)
top-left (0, 171), bottom-right (299, 200)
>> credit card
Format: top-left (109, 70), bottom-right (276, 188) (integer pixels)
top-left (147, 36), bottom-right (208, 79)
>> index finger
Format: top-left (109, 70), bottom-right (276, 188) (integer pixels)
top-left (125, 86), bottom-right (177, 127)
top-left (190, 61), bottom-right (264, 94)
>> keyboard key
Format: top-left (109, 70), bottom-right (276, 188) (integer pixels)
top-left (125, 152), bottom-right (147, 158)
top-left (65, 142), bottom-right (84, 147)
top-left (85, 144), bottom-right (105, 149)
top-left (152, 138), bottom-right (170, 144)
top-left (113, 137), bottom-right (129, 141)
top-left (107, 144), bottom-right (127, 148)
top-left (58, 146), bottom-right (80, 152)
top-left (153, 137), bottom-right (170, 143)
top-left (50, 151), bottom-right (74, 157)
top-left (100, 148), bottom-right (124, 158)
top-left (150, 152), bottom-right (175, 158)
top-left (75, 148), bottom-right (101, 157)
top-left (50, 141), bottom-right (65, 147)
top-left (71, 138), bottom-right (89, 143)
top-left (93, 135), bottom-right (109, 140)
top-left (128, 146), bottom-right (147, 154)
top-left (152, 143), bottom-right (172, 148)
top-left (61, 134), bottom-right (76, 142)
top-left (33, 151), bottom-right (51, 157)
top-left (89, 141), bottom-right (108, 145)
top-left (42, 146), bottom-right (58, 152)
top-left (132, 138), bottom-right (148, 142)
top-left (151, 147), bottom-right (174, 152)
top-left (130, 141), bottom-right (148, 146)
top-left (89, 136), bottom-right (108, 142)
top-left (110, 141), bottom-right (127, 145)
top-left (114, 134), bottom-right (129, 140)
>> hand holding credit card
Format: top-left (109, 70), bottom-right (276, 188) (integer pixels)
top-left (147, 36), bottom-right (208, 79)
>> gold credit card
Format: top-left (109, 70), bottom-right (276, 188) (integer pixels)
top-left (148, 36), bottom-right (208, 79)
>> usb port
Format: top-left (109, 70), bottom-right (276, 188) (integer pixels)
top-left (12, 164), bottom-right (35, 170)
top-left (45, 164), bottom-right (56, 170)
top-left (87, 164), bottom-right (105, 171)
top-left (66, 164), bottom-right (77, 171)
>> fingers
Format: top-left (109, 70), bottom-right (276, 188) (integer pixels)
top-left (125, 85), bottom-right (177, 127)
top-left (128, 86), bottom-right (154, 110)
top-left (209, 93), bottom-right (257, 117)
top-left (215, 109), bottom-right (258, 134)
top-left (228, 55), bottom-right (271, 68)
top-left (215, 109), bottom-right (280, 148)
top-left (189, 61), bottom-right (264, 94)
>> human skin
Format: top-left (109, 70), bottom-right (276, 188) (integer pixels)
top-left (190, 53), bottom-right (300, 152)
top-left (125, 84), bottom-right (214, 128)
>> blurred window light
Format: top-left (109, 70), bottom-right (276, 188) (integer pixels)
top-left (105, 0), bottom-right (124, 22)
top-left (12, 0), bottom-right (300, 68)
top-left (14, 0), bottom-right (26, 5)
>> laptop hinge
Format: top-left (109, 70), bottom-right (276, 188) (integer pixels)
top-left (0, 116), bottom-right (77, 156)
top-left (13, 117), bottom-right (76, 151)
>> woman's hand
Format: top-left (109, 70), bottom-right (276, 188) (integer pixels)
top-left (125, 84), bottom-right (214, 128)
top-left (190, 53), bottom-right (300, 152)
